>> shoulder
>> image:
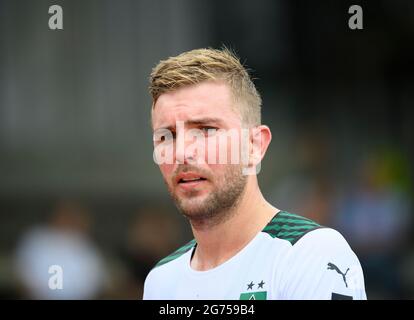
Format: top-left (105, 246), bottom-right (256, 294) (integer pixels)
top-left (263, 210), bottom-right (358, 262)
top-left (287, 227), bottom-right (358, 263)
top-left (263, 211), bottom-right (363, 298)
top-left (274, 225), bottom-right (366, 299)
top-left (262, 210), bottom-right (323, 245)
top-left (262, 210), bottom-right (353, 250)
top-left (281, 228), bottom-right (366, 299)
top-left (285, 227), bottom-right (363, 281)
top-left (154, 238), bottom-right (196, 269)
top-left (143, 239), bottom-right (196, 299)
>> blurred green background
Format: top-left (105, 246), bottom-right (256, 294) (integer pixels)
top-left (0, 0), bottom-right (413, 299)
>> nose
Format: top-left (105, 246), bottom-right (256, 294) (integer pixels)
top-left (175, 129), bottom-right (204, 165)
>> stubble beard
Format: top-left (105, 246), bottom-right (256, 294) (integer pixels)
top-left (168, 165), bottom-right (247, 229)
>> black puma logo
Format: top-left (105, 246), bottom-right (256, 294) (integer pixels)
top-left (327, 262), bottom-right (350, 288)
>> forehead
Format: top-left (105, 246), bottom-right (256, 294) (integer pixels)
top-left (152, 81), bottom-right (241, 129)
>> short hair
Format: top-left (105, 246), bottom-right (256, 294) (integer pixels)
top-left (149, 48), bottom-right (262, 126)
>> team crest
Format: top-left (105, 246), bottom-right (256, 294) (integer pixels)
top-left (239, 280), bottom-right (267, 300)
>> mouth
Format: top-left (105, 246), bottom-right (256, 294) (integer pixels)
top-left (175, 172), bottom-right (208, 189)
top-left (178, 177), bottom-right (207, 183)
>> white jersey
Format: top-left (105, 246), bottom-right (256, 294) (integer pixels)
top-left (143, 211), bottom-right (367, 300)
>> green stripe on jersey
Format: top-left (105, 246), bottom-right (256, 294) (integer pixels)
top-left (154, 211), bottom-right (321, 268)
top-left (262, 211), bottom-right (322, 245)
top-left (154, 239), bottom-right (196, 268)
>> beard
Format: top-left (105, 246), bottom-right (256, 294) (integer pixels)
top-left (167, 164), bottom-right (247, 229)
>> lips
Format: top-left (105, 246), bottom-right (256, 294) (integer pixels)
top-left (179, 177), bottom-right (206, 183)
top-left (175, 172), bottom-right (207, 185)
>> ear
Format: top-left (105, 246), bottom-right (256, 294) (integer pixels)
top-left (243, 125), bottom-right (272, 175)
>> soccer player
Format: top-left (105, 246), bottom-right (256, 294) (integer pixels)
top-left (143, 48), bottom-right (366, 300)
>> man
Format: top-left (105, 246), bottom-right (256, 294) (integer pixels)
top-left (143, 48), bottom-right (366, 300)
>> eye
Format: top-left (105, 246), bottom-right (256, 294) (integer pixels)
top-left (154, 129), bottom-right (175, 143)
top-left (201, 126), bottom-right (217, 134)
top-left (162, 131), bottom-right (176, 141)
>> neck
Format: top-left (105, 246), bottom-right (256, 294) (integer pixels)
top-left (189, 178), bottom-right (279, 271)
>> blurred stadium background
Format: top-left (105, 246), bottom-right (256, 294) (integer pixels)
top-left (0, 0), bottom-right (413, 299)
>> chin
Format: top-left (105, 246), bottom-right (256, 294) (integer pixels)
top-left (176, 198), bottom-right (211, 218)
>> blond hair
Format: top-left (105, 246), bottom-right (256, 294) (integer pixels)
top-left (149, 48), bottom-right (262, 126)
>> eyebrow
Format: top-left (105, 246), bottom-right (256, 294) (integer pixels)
top-left (156, 117), bottom-right (225, 131)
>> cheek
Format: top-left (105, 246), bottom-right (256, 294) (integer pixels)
top-left (206, 164), bottom-right (226, 181)
top-left (206, 133), bottom-right (243, 165)
top-left (159, 164), bottom-right (174, 179)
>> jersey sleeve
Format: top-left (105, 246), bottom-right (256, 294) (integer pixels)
top-left (279, 228), bottom-right (367, 300)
